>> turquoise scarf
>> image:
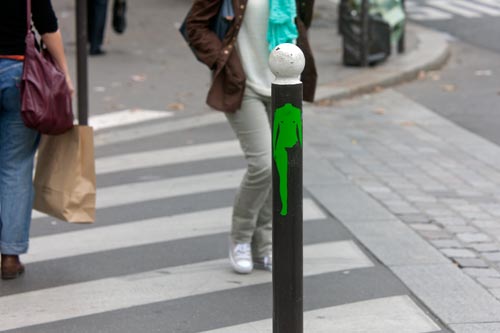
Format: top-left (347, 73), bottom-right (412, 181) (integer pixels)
top-left (267, 0), bottom-right (299, 52)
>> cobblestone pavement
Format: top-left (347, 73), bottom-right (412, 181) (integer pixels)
top-left (308, 88), bottom-right (500, 301)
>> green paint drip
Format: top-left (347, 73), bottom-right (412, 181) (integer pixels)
top-left (273, 103), bottom-right (302, 217)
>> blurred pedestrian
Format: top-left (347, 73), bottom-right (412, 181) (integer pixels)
top-left (0, 0), bottom-right (73, 280)
top-left (88, 0), bottom-right (109, 55)
top-left (186, 0), bottom-right (317, 274)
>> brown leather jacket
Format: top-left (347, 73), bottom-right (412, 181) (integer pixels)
top-left (186, 0), bottom-right (317, 112)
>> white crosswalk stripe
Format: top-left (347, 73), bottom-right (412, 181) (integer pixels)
top-left (332, 0), bottom-right (500, 21)
top-left (4, 115), bottom-right (444, 332)
top-left (26, 199), bottom-right (325, 264)
top-left (96, 140), bottom-right (241, 175)
top-left (407, 0), bottom-right (500, 20)
top-left (0, 241), bottom-right (373, 332)
top-left (427, 0), bottom-right (481, 17)
top-left (32, 169), bottom-right (246, 219)
top-left (89, 109), bottom-right (174, 131)
top-left (202, 295), bottom-right (441, 333)
top-left (406, 2), bottom-right (453, 20)
top-left (451, 0), bottom-right (500, 15)
top-left (93, 112), bottom-right (226, 147)
top-left (32, 139), bottom-right (243, 219)
top-left (476, 0), bottom-right (500, 9)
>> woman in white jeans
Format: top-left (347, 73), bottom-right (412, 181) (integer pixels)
top-left (186, 0), bottom-right (317, 274)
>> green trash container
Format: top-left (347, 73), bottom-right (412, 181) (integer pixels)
top-left (339, 0), bottom-right (406, 66)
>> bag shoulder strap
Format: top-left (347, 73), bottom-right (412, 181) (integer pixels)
top-left (26, 0), bottom-right (32, 33)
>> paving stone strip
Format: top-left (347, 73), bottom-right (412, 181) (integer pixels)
top-left (308, 89), bottom-right (500, 302)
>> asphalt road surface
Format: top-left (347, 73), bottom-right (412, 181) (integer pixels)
top-left (398, 0), bottom-right (500, 146)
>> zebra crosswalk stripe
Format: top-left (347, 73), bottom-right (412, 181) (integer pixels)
top-left (32, 169), bottom-right (246, 219)
top-left (426, 0), bottom-right (481, 17)
top-left (33, 137), bottom-right (243, 219)
top-left (407, 0), bottom-right (500, 20)
top-left (335, 0), bottom-right (500, 20)
top-left (201, 295), bottom-right (441, 333)
top-left (0, 241), bottom-right (373, 332)
top-left (16, 115), bottom-right (446, 332)
top-left (406, 2), bottom-right (453, 21)
top-left (475, 0), bottom-right (500, 9)
top-left (89, 109), bottom-right (174, 131)
top-left (96, 140), bottom-right (241, 175)
top-left (93, 112), bottom-right (226, 147)
top-left (449, 0), bottom-right (500, 15)
top-left (26, 199), bottom-right (326, 264)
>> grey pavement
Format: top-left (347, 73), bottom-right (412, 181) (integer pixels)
top-left (2, 0), bottom-right (500, 332)
top-left (398, 6), bottom-right (500, 146)
top-left (305, 89), bottom-right (500, 331)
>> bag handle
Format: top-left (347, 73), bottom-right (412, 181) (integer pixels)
top-left (25, 0), bottom-right (47, 50)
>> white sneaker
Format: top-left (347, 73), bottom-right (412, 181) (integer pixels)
top-left (254, 254), bottom-right (272, 272)
top-left (229, 241), bottom-right (253, 274)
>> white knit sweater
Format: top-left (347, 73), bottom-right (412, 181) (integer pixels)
top-left (237, 0), bottom-right (274, 97)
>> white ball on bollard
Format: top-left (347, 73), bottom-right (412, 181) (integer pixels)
top-left (268, 43), bottom-right (305, 85)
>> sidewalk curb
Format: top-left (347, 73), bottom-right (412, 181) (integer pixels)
top-left (314, 23), bottom-right (451, 102)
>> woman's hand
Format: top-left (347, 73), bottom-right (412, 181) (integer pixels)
top-left (65, 73), bottom-right (75, 96)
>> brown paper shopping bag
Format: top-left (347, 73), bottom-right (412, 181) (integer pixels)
top-left (33, 126), bottom-right (96, 223)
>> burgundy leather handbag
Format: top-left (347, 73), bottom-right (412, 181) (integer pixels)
top-left (20, 0), bottom-right (73, 135)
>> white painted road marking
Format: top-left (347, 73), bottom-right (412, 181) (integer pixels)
top-left (89, 109), bottom-right (173, 131)
top-left (0, 241), bottom-right (373, 332)
top-left (32, 169), bottom-right (246, 219)
top-left (93, 112), bottom-right (226, 147)
top-left (27, 199), bottom-right (326, 264)
top-left (201, 295), bottom-right (441, 333)
top-left (452, 0), bottom-right (500, 15)
top-left (406, 2), bottom-right (454, 20)
top-left (425, 0), bottom-right (480, 17)
top-left (407, 0), bottom-right (500, 20)
top-left (96, 140), bottom-right (241, 174)
top-left (475, 0), bottom-right (500, 9)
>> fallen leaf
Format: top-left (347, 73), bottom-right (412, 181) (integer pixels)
top-left (400, 121), bottom-right (416, 127)
top-left (131, 74), bottom-right (147, 82)
top-left (373, 86), bottom-right (384, 93)
top-left (441, 84), bottom-right (457, 92)
top-left (111, 104), bottom-right (126, 110)
top-left (417, 71), bottom-right (426, 80)
top-left (167, 102), bottom-right (185, 111)
top-left (428, 71), bottom-right (441, 81)
top-left (315, 99), bottom-right (333, 107)
top-left (351, 139), bottom-right (358, 145)
top-left (176, 92), bottom-right (194, 98)
top-left (373, 108), bottom-right (385, 115)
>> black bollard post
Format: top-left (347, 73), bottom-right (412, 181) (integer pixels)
top-left (269, 43), bottom-right (305, 333)
top-left (76, 0), bottom-right (89, 125)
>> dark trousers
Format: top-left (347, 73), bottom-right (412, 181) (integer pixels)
top-left (87, 0), bottom-right (109, 51)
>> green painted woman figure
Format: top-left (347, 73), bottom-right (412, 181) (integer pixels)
top-left (273, 103), bottom-right (302, 216)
